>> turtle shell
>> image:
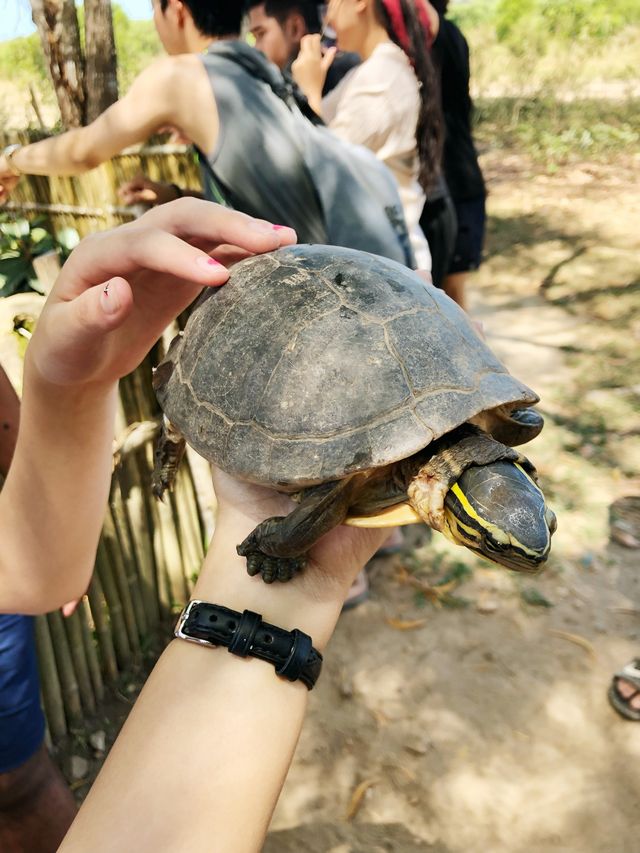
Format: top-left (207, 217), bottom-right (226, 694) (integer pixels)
top-left (154, 245), bottom-right (538, 488)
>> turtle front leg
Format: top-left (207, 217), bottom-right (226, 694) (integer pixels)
top-left (406, 425), bottom-right (520, 530)
top-left (492, 405), bottom-right (544, 446)
top-left (237, 476), bottom-right (361, 583)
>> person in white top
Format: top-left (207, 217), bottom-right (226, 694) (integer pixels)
top-left (292, 0), bottom-right (442, 271)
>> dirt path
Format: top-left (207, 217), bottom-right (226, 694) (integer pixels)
top-left (264, 154), bottom-right (640, 853)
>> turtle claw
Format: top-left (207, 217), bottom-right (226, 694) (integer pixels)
top-left (246, 554), bottom-right (262, 577)
top-left (239, 549), bottom-right (306, 584)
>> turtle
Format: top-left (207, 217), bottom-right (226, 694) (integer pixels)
top-left (152, 244), bottom-right (556, 583)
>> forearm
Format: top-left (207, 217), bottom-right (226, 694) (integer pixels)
top-left (60, 520), bottom-right (342, 853)
top-left (0, 368), bottom-right (117, 613)
top-left (9, 129), bottom-right (105, 176)
top-left (306, 90), bottom-right (323, 119)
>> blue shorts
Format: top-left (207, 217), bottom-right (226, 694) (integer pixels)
top-left (0, 614), bottom-right (45, 773)
top-left (448, 196), bottom-right (486, 274)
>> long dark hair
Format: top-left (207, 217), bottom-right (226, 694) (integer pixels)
top-left (375, 0), bottom-right (442, 193)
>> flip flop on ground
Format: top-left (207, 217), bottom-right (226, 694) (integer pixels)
top-left (608, 658), bottom-right (640, 721)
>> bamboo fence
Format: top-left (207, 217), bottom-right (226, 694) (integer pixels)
top-left (0, 133), bottom-right (215, 737)
top-left (34, 349), bottom-right (214, 742)
top-left (0, 129), bottom-right (202, 236)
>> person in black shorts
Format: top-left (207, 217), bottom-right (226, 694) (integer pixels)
top-left (429, 0), bottom-right (486, 310)
top-left (419, 172), bottom-right (457, 291)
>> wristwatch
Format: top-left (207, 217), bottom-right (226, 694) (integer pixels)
top-left (2, 144), bottom-right (23, 176)
top-left (175, 600), bottom-right (323, 689)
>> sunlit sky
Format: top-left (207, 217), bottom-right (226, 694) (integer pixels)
top-left (0, 0), bottom-right (153, 43)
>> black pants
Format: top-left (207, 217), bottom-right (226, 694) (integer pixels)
top-left (419, 193), bottom-right (458, 290)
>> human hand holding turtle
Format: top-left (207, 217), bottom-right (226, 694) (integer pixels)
top-left (188, 467), bottom-right (388, 649)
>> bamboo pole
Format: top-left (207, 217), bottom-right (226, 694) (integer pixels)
top-left (47, 611), bottom-right (83, 727)
top-left (34, 615), bottom-right (67, 740)
top-left (149, 489), bottom-right (173, 618)
top-left (111, 417), bottom-right (163, 628)
top-left (62, 609), bottom-right (96, 715)
top-left (118, 372), bottom-right (143, 425)
top-left (103, 506), bottom-right (142, 656)
top-left (131, 358), bottom-right (156, 421)
top-left (111, 481), bottom-right (148, 639)
top-left (169, 489), bottom-right (194, 597)
top-left (28, 83), bottom-right (46, 129)
top-left (114, 388), bottom-right (128, 441)
top-left (130, 451), bottom-right (161, 628)
top-left (86, 574), bottom-right (119, 684)
top-left (154, 490), bottom-right (187, 611)
top-left (171, 466), bottom-right (204, 594)
top-left (80, 596), bottom-right (105, 703)
top-left (185, 456), bottom-right (209, 552)
top-left (95, 538), bottom-right (132, 669)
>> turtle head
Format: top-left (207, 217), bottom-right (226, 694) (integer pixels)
top-left (442, 460), bottom-right (556, 572)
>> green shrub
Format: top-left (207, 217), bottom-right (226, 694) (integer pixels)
top-left (495, 0), bottom-right (640, 47)
top-left (0, 216), bottom-right (79, 297)
top-left (474, 96), bottom-right (640, 164)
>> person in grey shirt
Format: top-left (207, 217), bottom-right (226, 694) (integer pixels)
top-left (115, 2), bottom-right (413, 266)
top-left (1, 2), bottom-right (413, 267)
top-left (194, 38), bottom-right (413, 264)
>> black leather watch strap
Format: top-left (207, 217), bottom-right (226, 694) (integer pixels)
top-left (174, 601), bottom-right (323, 690)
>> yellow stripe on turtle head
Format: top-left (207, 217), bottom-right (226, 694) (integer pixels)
top-left (442, 509), bottom-right (483, 548)
top-left (448, 478), bottom-right (547, 557)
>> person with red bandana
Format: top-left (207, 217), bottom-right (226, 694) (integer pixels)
top-left (292, 0), bottom-right (442, 273)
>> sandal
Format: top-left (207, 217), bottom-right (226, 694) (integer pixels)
top-left (608, 659), bottom-right (640, 721)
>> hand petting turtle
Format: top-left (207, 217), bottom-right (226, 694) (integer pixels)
top-left (153, 244), bottom-right (557, 584)
top-left (0, 202), bottom-right (297, 614)
top-left (26, 200), bottom-right (296, 388)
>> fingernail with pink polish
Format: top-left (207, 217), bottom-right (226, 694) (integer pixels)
top-left (197, 256), bottom-right (223, 270)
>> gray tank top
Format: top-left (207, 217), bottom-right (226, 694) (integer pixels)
top-left (198, 42), bottom-right (414, 267)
